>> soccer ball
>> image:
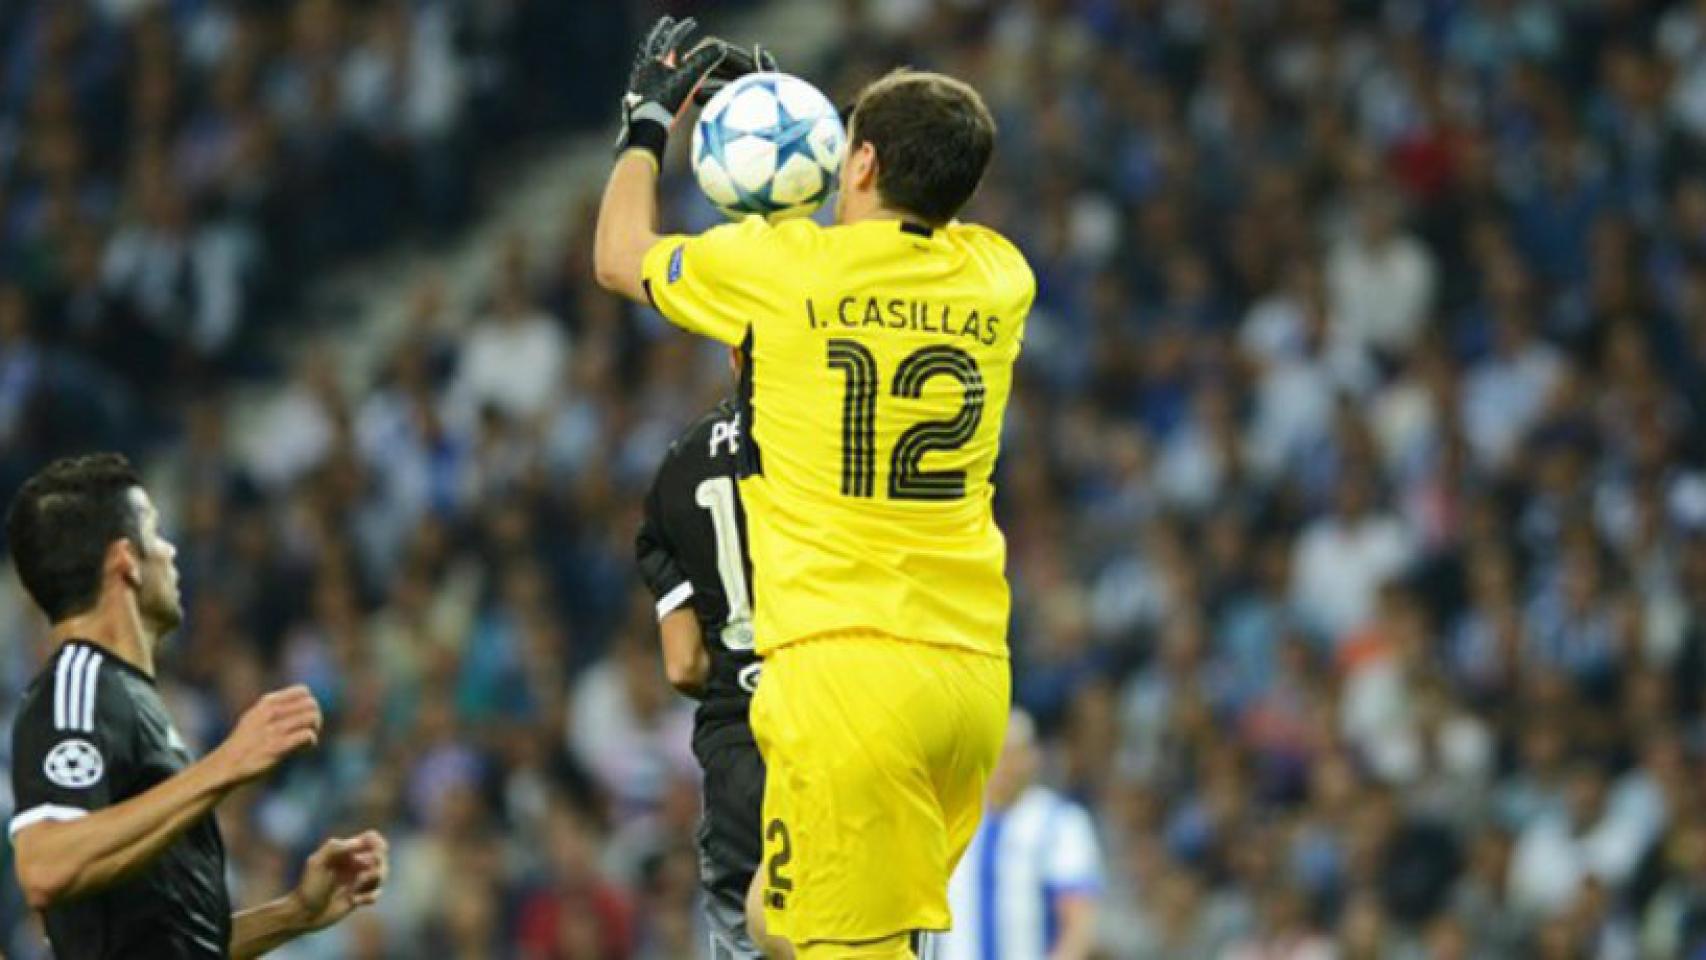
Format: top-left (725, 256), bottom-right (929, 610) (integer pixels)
top-left (692, 72), bottom-right (846, 222)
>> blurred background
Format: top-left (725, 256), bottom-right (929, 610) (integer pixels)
top-left (4, 0), bottom-right (1706, 957)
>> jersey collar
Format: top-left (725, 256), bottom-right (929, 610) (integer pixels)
top-left (57, 638), bottom-right (157, 685)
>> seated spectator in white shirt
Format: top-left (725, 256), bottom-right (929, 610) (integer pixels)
top-left (1291, 473), bottom-right (1417, 643)
top-left (1462, 311), bottom-right (1566, 470)
top-left (1508, 763), bottom-right (1657, 917)
top-left (448, 242), bottom-right (567, 426)
top-left (1247, 278), bottom-right (1377, 480)
top-left (1327, 188), bottom-right (1437, 357)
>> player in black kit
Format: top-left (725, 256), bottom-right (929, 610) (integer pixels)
top-left (5, 454), bottom-right (388, 959)
top-left (637, 397), bottom-right (767, 959)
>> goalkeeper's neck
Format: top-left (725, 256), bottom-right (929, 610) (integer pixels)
top-left (838, 194), bottom-right (938, 231)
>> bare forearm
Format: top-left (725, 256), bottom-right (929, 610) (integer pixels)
top-left (230, 894), bottom-right (313, 959)
top-left (593, 150), bottom-right (664, 302)
top-left (668, 646), bottom-right (711, 697)
top-left (660, 607), bottom-right (710, 696)
top-left (14, 757), bottom-right (234, 907)
top-left (1047, 897), bottom-right (1098, 960)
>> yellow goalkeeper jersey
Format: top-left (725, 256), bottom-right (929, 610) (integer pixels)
top-left (640, 215), bottom-right (1033, 657)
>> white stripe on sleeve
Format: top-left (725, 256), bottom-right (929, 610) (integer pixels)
top-left (53, 647), bottom-right (74, 729)
top-left (62, 646), bottom-right (90, 732)
top-left (655, 582), bottom-right (696, 621)
top-left (8, 803), bottom-right (88, 837)
top-left (70, 645), bottom-right (91, 732)
top-left (80, 652), bottom-right (103, 731)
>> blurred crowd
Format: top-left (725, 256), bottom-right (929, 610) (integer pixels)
top-left (7, 0), bottom-right (1706, 957)
top-left (0, 0), bottom-right (631, 490)
top-left (932, 0), bottom-right (1706, 957)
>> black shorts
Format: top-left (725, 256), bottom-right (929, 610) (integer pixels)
top-left (697, 737), bottom-right (766, 918)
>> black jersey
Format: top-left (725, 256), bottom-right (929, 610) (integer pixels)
top-left (636, 399), bottom-right (762, 755)
top-left (8, 640), bottom-right (230, 959)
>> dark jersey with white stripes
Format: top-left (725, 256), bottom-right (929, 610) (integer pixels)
top-left (8, 640), bottom-right (230, 959)
top-left (635, 398), bottom-right (762, 756)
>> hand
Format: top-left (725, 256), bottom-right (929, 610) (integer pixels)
top-left (694, 39), bottom-right (779, 105)
top-left (616, 15), bottom-right (729, 163)
top-left (209, 685), bottom-right (322, 786)
top-left (289, 831), bottom-right (388, 932)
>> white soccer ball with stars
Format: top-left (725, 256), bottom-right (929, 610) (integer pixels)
top-left (692, 72), bottom-right (846, 222)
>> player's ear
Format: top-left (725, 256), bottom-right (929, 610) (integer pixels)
top-left (848, 140), bottom-right (878, 192)
top-left (107, 538), bottom-right (142, 591)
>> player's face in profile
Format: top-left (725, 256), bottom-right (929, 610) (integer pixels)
top-left (127, 487), bottom-right (183, 633)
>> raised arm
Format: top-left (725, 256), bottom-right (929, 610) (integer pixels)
top-left (593, 17), bottom-right (769, 303)
top-left (12, 686), bottom-right (321, 909)
top-left (594, 151), bottom-right (664, 303)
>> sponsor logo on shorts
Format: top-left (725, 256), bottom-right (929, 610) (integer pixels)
top-left (738, 663), bottom-right (762, 694)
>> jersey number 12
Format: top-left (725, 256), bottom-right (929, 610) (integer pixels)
top-left (825, 340), bottom-right (986, 501)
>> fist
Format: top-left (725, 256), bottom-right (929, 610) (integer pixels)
top-left (292, 830), bottom-right (389, 932)
top-left (213, 685), bottom-right (322, 785)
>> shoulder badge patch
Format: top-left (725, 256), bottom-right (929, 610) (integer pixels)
top-left (44, 738), bottom-right (104, 789)
top-left (667, 243), bottom-right (685, 284)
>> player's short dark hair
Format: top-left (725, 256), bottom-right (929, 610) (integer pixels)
top-left (6, 453), bottom-right (146, 623)
top-left (848, 69), bottom-right (996, 226)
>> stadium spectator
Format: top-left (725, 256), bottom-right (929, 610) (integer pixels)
top-left (1290, 472), bottom-right (1417, 643)
top-left (1326, 188), bottom-right (1438, 358)
top-left (446, 237), bottom-right (568, 428)
top-left (944, 710), bottom-right (1102, 960)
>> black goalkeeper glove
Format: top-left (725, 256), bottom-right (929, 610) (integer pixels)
top-left (616, 16), bottom-right (729, 164)
top-left (694, 42), bottom-right (779, 106)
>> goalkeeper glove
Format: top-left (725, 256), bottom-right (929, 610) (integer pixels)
top-left (616, 16), bottom-right (728, 164)
top-left (694, 42), bottom-right (779, 105)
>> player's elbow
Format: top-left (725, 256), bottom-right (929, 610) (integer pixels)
top-left (665, 674), bottom-right (703, 698)
top-left (657, 610), bottom-right (709, 696)
top-left (663, 653), bottom-right (709, 696)
top-left (592, 234), bottom-right (641, 300)
top-left (591, 244), bottom-right (626, 295)
top-left (20, 871), bottom-right (65, 911)
top-left (15, 844), bottom-right (73, 910)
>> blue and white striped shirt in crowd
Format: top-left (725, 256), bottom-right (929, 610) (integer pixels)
top-left (943, 785), bottom-right (1103, 960)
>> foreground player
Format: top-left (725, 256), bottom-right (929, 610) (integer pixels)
top-left (6, 454), bottom-right (387, 958)
top-left (636, 393), bottom-right (767, 958)
top-left (596, 19), bottom-right (1033, 959)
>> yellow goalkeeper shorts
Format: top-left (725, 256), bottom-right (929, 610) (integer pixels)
top-left (750, 631), bottom-right (1010, 948)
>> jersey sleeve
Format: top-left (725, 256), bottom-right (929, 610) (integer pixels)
top-left (636, 460), bottom-right (694, 621)
top-left (997, 234), bottom-right (1036, 349)
top-left (8, 650), bottom-right (132, 838)
top-left (1042, 802), bottom-right (1104, 896)
top-left (640, 217), bottom-right (783, 346)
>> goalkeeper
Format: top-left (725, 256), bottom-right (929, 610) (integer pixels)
top-left (596, 18), bottom-right (1034, 960)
